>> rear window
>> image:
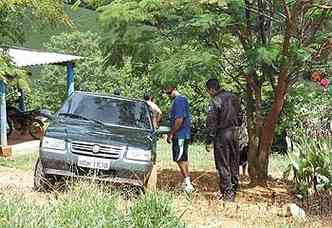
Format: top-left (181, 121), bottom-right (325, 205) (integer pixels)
top-left (58, 93), bottom-right (152, 130)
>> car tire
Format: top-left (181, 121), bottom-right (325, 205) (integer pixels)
top-left (144, 165), bottom-right (157, 192)
top-left (33, 158), bottom-right (54, 192)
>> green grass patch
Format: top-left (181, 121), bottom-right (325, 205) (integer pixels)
top-left (0, 153), bottom-right (38, 171)
top-left (0, 182), bottom-right (184, 228)
top-left (157, 140), bottom-right (290, 177)
top-left (269, 153), bottom-right (291, 178)
top-left (157, 140), bottom-right (215, 170)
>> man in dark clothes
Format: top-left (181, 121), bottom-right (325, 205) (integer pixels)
top-left (205, 79), bottom-right (241, 201)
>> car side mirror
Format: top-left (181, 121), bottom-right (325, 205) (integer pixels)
top-left (156, 126), bottom-right (170, 134)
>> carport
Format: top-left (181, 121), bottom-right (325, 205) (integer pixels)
top-left (0, 47), bottom-right (83, 156)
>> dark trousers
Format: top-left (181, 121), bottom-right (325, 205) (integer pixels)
top-left (213, 127), bottom-right (240, 194)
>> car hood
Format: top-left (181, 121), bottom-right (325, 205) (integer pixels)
top-left (45, 121), bottom-right (154, 149)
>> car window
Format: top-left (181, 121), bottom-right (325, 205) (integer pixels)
top-left (58, 93), bottom-right (152, 130)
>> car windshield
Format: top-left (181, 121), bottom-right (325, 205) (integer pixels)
top-left (58, 93), bottom-right (152, 130)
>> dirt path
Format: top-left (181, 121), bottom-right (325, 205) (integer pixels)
top-left (0, 167), bottom-right (33, 191)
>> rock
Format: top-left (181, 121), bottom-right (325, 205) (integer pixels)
top-left (283, 203), bottom-right (306, 220)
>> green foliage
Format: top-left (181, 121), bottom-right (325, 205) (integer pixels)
top-left (0, 0), bottom-right (69, 45)
top-left (0, 0), bottom-right (69, 89)
top-left (285, 138), bottom-right (332, 197)
top-left (31, 31), bottom-right (152, 111)
top-left (66, 0), bottom-right (113, 9)
top-left (0, 50), bottom-right (28, 88)
top-left (130, 192), bottom-right (185, 228)
top-left (280, 80), bottom-right (332, 141)
top-left (152, 48), bottom-right (220, 86)
top-left (0, 153), bottom-right (37, 171)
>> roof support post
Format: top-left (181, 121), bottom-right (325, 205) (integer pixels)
top-left (66, 62), bottom-right (75, 97)
top-left (0, 80), bottom-right (7, 146)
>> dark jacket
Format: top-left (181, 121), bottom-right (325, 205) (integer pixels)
top-left (206, 90), bottom-right (241, 143)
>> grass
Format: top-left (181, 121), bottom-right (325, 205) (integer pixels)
top-left (0, 152), bottom-right (38, 171)
top-left (157, 140), bottom-right (215, 171)
top-left (0, 182), bottom-right (184, 228)
top-left (157, 140), bottom-right (290, 177)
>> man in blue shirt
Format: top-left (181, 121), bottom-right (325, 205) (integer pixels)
top-left (165, 86), bottom-right (194, 193)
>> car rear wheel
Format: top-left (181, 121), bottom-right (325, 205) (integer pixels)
top-left (34, 158), bottom-right (55, 192)
top-left (144, 165), bottom-right (157, 192)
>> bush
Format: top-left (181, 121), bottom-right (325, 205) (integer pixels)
top-left (285, 138), bottom-right (332, 197)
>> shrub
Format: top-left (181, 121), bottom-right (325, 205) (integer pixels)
top-left (285, 138), bottom-right (332, 197)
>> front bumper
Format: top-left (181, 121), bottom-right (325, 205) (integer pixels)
top-left (40, 148), bottom-right (153, 186)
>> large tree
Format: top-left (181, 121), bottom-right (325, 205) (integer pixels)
top-left (98, 0), bottom-right (332, 185)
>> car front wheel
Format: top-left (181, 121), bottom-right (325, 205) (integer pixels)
top-left (33, 158), bottom-right (55, 192)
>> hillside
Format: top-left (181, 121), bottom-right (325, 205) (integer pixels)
top-left (24, 5), bottom-right (101, 50)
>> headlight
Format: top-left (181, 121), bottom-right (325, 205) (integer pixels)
top-left (126, 147), bottom-right (151, 161)
top-left (42, 137), bottom-right (66, 150)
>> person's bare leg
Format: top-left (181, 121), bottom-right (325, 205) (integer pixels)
top-left (177, 161), bottom-right (189, 178)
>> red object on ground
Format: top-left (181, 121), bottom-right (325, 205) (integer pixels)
top-left (320, 78), bottom-right (329, 89)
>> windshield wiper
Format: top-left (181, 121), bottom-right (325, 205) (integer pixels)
top-left (58, 113), bottom-right (105, 127)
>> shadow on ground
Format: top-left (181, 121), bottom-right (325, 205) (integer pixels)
top-left (157, 168), bottom-right (294, 205)
top-left (8, 130), bottom-right (36, 145)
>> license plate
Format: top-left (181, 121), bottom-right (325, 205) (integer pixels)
top-left (78, 156), bottom-right (110, 170)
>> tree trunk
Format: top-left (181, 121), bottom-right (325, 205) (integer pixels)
top-left (256, 67), bottom-right (289, 185)
top-left (245, 78), bottom-right (260, 185)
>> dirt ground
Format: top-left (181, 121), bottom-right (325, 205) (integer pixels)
top-left (0, 164), bottom-right (331, 228)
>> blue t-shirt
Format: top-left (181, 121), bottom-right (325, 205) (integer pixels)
top-left (170, 95), bottom-right (192, 139)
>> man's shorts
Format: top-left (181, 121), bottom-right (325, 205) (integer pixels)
top-left (172, 138), bottom-right (190, 162)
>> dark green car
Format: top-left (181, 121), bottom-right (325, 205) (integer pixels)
top-left (34, 91), bottom-right (166, 191)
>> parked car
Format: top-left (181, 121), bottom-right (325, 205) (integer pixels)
top-left (34, 91), bottom-right (169, 191)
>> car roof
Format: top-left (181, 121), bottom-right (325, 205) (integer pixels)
top-left (73, 91), bottom-right (145, 103)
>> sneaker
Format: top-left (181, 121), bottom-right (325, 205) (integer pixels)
top-left (176, 181), bottom-right (187, 190)
top-left (184, 183), bottom-right (194, 193)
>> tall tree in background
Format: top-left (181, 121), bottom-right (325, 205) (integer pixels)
top-left (0, 0), bottom-right (70, 85)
